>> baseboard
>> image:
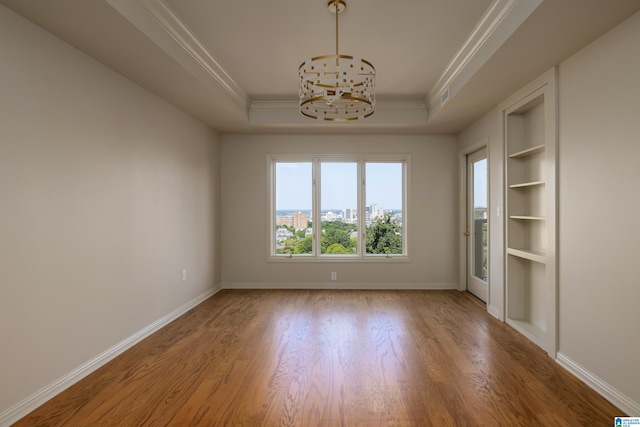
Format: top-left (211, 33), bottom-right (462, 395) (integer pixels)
top-left (556, 352), bottom-right (640, 416)
top-left (221, 282), bottom-right (458, 290)
top-left (0, 285), bottom-right (221, 427)
top-left (487, 304), bottom-right (502, 320)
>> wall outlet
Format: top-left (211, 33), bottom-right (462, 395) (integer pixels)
top-left (182, 268), bottom-right (187, 281)
top-left (331, 272), bottom-right (337, 281)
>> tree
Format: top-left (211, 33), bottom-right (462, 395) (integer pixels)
top-left (322, 220), bottom-right (357, 233)
top-left (294, 236), bottom-right (313, 254)
top-left (325, 243), bottom-right (351, 254)
top-left (322, 227), bottom-right (355, 253)
top-left (277, 237), bottom-right (298, 255)
top-left (366, 212), bottom-right (403, 254)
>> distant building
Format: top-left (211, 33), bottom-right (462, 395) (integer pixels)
top-left (276, 215), bottom-right (293, 227)
top-left (342, 208), bottom-right (357, 223)
top-left (323, 211), bottom-right (337, 221)
top-left (293, 212), bottom-right (308, 229)
top-left (275, 227), bottom-right (293, 242)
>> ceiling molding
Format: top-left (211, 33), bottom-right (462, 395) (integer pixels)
top-left (106, 0), bottom-right (250, 112)
top-left (426, 0), bottom-right (543, 115)
top-left (249, 101), bottom-right (428, 126)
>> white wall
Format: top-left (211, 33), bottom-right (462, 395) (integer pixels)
top-left (0, 5), bottom-right (221, 414)
top-left (221, 134), bottom-right (458, 288)
top-left (457, 107), bottom-right (504, 319)
top-left (558, 10), bottom-right (640, 406)
top-left (458, 9), bottom-right (640, 411)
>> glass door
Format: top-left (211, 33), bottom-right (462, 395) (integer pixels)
top-left (467, 147), bottom-right (488, 301)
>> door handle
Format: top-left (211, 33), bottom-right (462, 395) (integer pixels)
top-left (464, 231), bottom-right (470, 237)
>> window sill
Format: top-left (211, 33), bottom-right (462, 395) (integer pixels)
top-left (268, 255), bottom-right (410, 263)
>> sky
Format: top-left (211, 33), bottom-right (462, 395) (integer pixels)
top-left (473, 158), bottom-right (487, 208)
top-left (275, 160), bottom-right (487, 210)
top-left (275, 162), bottom-right (403, 211)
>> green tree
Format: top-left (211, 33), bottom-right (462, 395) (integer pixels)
top-left (325, 243), bottom-right (351, 254)
top-left (277, 237), bottom-right (298, 255)
top-left (322, 226), bottom-right (355, 253)
top-left (322, 220), bottom-right (357, 233)
top-left (294, 236), bottom-right (313, 254)
top-left (366, 213), bottom-right (403, 254)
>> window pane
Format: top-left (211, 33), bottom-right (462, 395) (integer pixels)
top-left (472, 158), bottom-right (488, 281)
top-left (365, 163), bottom-right (403, 255)
top-left (321, 162), bottom-right (358, 255)
top-left (275, 162), bottom-right (312, 255)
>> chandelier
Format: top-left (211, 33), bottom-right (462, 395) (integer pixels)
top-left (299, 0), bottom-right (376, 121)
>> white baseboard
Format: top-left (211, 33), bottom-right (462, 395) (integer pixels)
top-left (0, 285), bottom-right (221, 427)
top-left (487, 304), bottom-right (502, 320)
top-left (221, 282), bottom-right (458, 290)
top-left (556, 352), bottom-right (640, 416)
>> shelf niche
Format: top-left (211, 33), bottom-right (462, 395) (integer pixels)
top-left (502, 68), bottom-right (557, 357)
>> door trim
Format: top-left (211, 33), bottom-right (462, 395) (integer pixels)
top-left (458, 138), bottom-right (490, 301)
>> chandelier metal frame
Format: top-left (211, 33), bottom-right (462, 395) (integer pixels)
top-left (298, 0), bottom-right (376, 121)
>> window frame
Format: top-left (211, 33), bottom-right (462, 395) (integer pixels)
top-left (267, 154), bottom-right (410, 262)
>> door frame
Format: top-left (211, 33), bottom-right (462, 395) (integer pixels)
top-left (458, 138), bottom-right (490, 303)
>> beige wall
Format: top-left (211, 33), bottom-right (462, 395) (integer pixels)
top-left (220, 134), bottom-right (458, 288)
top-left (457, 107), bottom-right (503, 319)
top-left (0, 5), bottom-right (221, 413)
top-left (558, 11), bottom-right (640, 405)
top-left (458, 10), bottom-right (640, 409)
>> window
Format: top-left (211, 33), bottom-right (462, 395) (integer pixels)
top-left (365, 162), bottom-right (404, 255)
top-left (321, 162), bottom-right (358, 255)
top-left (269, 155), bottom-right (408, 260)
top-left (274, 162), bottom-right (312, 255)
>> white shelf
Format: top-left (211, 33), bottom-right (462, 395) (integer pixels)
top-left (507, 247), bottom-right (546, 264)
top-left (509, 181), bottom-right (545, 189)
top-left (509, 144), bottom-right (545, 159)
top-left (502, 68), bottom-right (557, 357)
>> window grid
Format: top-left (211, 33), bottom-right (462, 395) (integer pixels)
top-left (269, 155), bottom-right (408, 261)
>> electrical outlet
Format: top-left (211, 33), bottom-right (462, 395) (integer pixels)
top-left (331, 272), bottom-right (337, 281)
top-left (182, 268), bottom-right (187, 281)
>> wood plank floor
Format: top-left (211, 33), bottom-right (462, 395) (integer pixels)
top-left (14, 290), bottom-right (622, 426)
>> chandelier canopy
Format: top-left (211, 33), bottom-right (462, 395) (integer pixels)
top-left (299, 0), bottom-right (376, 121)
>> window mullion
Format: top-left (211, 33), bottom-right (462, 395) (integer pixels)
top-left (313, 159), bottom-right (320, 257)
top-left (358, 161), bottom-right (365, 257)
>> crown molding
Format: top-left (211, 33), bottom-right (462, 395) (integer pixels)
top-left (106, 0), bottom-right (250, 111)
top-left (249, 101), bottom-right (428, 126)
top-left (426, 0), bottom-right (543, 115)
top-left (105, 0), bottom-right (541, 130)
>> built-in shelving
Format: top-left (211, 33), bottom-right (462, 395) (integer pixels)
top-left (502, 68), bottom-right (557, 357)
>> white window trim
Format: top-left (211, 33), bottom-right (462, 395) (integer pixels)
top-left (267, 154), bottom-right (410, 263)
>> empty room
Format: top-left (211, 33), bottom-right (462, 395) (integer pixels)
top-left (1, 0), bottom-right (639, 425)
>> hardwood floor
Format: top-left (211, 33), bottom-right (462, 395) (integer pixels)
top-left (14, 290), bottom-right (622, 426)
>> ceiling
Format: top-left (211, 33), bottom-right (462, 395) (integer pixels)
top-left (2, 0), bottom-right (640, 134)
